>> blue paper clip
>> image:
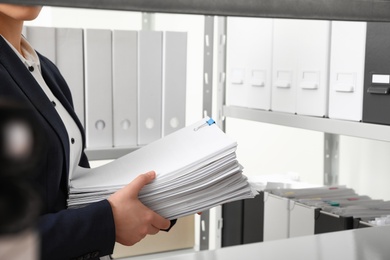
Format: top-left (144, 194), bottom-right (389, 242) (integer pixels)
top-left (194, 118), bottom-right (215, 131)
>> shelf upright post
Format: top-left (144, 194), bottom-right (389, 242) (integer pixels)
top-left (199, 15), bottom-right (214, 251)
top-left (202, 16), bottom-right (214, 118)
top-left (216, 17), bottom-right (227, 130)
top-left (324, 133), bottom-right (339, 186)
top-left (142, 12), bottom-right (155, 31)
top-left (209, 17), bottom-right (227, 251)
top-left (199, 16), bottom-right (227, 252)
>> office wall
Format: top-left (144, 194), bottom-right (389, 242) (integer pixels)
top-left (226, 118), bottom-right (390, 201)
top-left (339, 137), bottom-right (390, 200)
top-left (225, 118), bottom-right (325, 185)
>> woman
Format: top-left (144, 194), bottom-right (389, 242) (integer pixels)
top-left (0, 4), bottom-right (171, 260)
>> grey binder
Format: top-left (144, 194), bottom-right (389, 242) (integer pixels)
top-left (363, 22), bottom-right (390, 125)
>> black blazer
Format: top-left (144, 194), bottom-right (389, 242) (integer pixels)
top-left (0, 36), bottom-right (115, 260)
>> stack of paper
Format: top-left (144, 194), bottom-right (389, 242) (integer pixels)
top-left (68, 118), bottom-right (257, 220)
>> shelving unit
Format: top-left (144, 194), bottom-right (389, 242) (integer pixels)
top-left (7, 0), bottom-right (390, 257)
top-left (224, 106), bottom-right (390, 142)
top-left (6, 0), bottom-right (390, 152)
top-left (4, 0), bottom-right (390, 22)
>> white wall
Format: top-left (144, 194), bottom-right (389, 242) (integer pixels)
top-left (340, 137), bottom-right (390, 200)
top-left (24, 6), bottom-right (53, 27)
top-left (26, 6), bottom-right (142, 30)
top-left (227, 118), bottom-right (390, 200)
top-left (225, 118), bottom-right (324, 185)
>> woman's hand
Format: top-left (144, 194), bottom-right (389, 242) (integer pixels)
top-left (107, 171), bottom-right (171, 246)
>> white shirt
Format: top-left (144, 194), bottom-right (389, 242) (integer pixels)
top-left (2, 35), bottom-right (83, 181)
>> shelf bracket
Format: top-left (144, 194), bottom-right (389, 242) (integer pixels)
top-left (324, 133), bottom-right (339, 186)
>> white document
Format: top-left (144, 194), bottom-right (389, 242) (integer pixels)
top-left (138, 31), bottom-right (163, 145)
top-left (84, 29), bottom-right (113, 149)
top-left (68, 118), bottom-right (257, 219)
top-left (163, 31), bottom-right (187, 136)
top-left (56, 28), bottom-right (85, 127)
top-left (112, 30), bottom-right (138, 147)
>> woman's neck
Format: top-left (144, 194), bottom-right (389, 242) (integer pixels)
top-left (0, 14), bottom-right (24, 55)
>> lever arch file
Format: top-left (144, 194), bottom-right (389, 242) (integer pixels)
top-left (138, 31), bottom-right (163, 145)
top-left (56, 28), bottom-right (85, 127)
top-left (24, 26), bottom-right (56, 64)
top-left (84, 29), bottom-right (113, 148)
top-left (68, 118), bottom-right (257, 220)
top-left (112, 30), bottom-right (138, 147)
top-left (163, 31), bottom-right (187, 136)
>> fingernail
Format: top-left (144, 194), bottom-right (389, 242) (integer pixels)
top-left (147, 171), bottom-right (156, 178)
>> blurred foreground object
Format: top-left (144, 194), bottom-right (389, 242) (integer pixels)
top-left (0, 100), bottom-right (45, 260)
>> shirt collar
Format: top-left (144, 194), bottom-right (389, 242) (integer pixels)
top-left (0, 34), bottom-right (41, 71)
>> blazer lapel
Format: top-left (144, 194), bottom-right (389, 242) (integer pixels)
top-left (39, 55), bottom-right (87, 150)
top-left (0, 37), bottom-right (70, 176)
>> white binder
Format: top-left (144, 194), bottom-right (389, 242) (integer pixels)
top-left (226, 17), bottom-right (273, 110)
top-left (263, 192), bottom-right (290, 241)
top-left (112, 30), bottom-right (138, 147)
top-left (24, 26), bottom-right (56, 63)
top-left (272, 19), bottom-right (330, 116)
top-left (163, 31), bottom-right (187, 136)
top-left (289, 201), bottom-right (316, 238)
top-left (271, 19), bottom-right (298, 114)
top-left (84, 29), bottom-right (113, 149)
top-left (56, 28), bottom-right (85, 127)
top-left (295, 20), bottom-right (330, 117)
top-left (329, 21), bottom-right (367, 121)
top-left (137, 31), bottom-right (163, 145)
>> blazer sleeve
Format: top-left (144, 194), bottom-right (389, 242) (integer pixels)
top-left (38, 200), bottom-right (116, 260)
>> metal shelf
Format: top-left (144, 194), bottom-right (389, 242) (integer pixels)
top-left (223, 106), bottom-right (390, 143)
top-left (3, 0), bottom-right (390, 22)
